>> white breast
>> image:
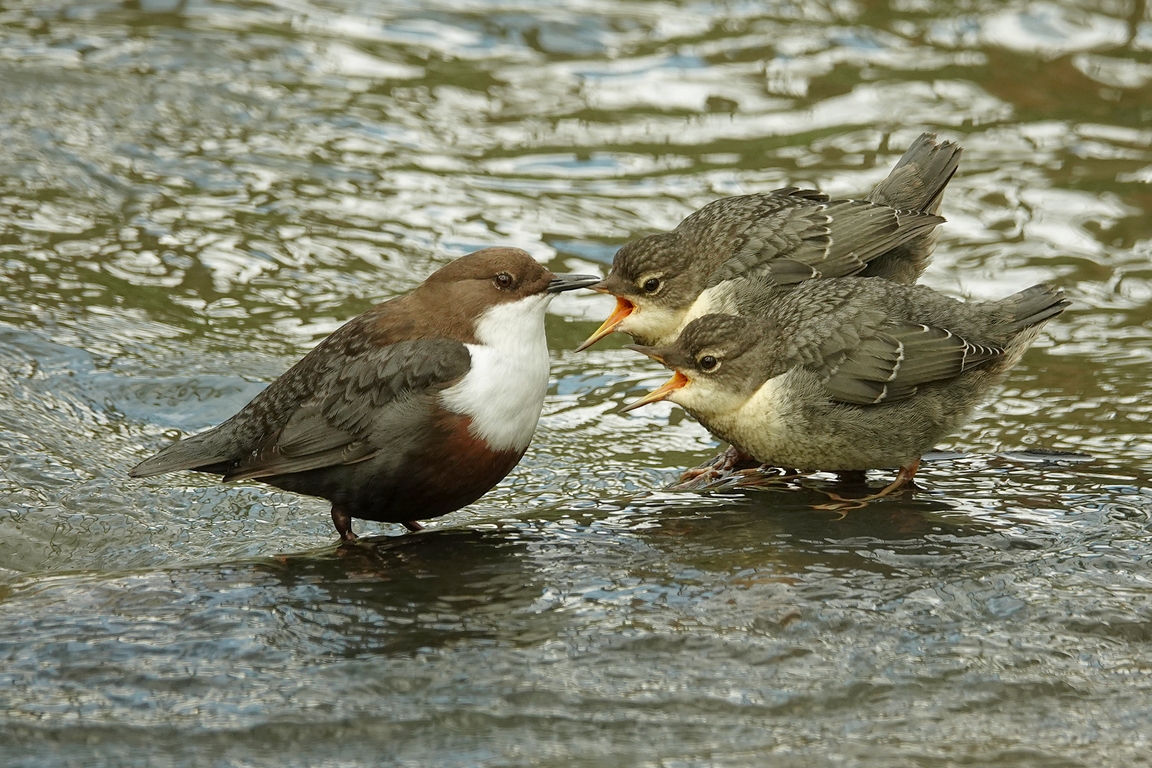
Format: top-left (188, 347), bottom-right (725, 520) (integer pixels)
top-left (440, 294), bottom-right (553, 453)
top-left (682, 285), bottom-right (721, 330)
top-left (672, 282), bottom-right (740, 347)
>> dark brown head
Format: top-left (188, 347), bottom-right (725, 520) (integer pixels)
top-left (416, 246), bottom-right (594, 325)
top-left (421, 247), bottom-right (550, 307)
top-left (622, 313), bottom-right (772, 415)
top-left (369, 248), bottom-right (598, 345)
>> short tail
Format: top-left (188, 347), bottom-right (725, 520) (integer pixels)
top-left (1007, 283), bottom-right (1071, 333)
top-left (860, 133), bottom-right (963, 283)
top-left (868, 132), bottom-right (963, 215)
top-left (128, 427), bottom-right (234, 478)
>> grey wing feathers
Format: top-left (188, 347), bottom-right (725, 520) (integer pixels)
top-left (223, 404), bottom-right (379, 481)
top-left (702, 192), bottom-right (835, 287)
top-left (223, 339), bottom-right (470, 481)
top-left (129, 339), bottom-right (471, 480)
top-left (817, 200), bottom-right (943, 276)
top-left (706, 136), bottom-right (959, 291)
top-left (706, 195), bottom-right (943, 288)
top-left (821, 322), bottom-right (1005, 406)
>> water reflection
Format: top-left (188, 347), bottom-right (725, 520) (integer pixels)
top-left (2, 0), bottom-right (1152, 764)
top-left (268, 530), bottom-right (548, 656)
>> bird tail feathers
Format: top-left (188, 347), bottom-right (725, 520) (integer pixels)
top-left (128, 427), bottom-right (234, 478)
top-left (1007, 283), bottom-right (1071, 333)
top-left (868, 132), bottom-right (963, 215)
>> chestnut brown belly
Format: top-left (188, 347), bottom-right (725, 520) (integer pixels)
top-left (262, 410), bottom-right (525, 524)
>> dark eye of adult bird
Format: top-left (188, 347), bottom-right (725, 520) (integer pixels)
top-left (495, 272), bottom-right (514, 289)
top-left (699, 355), bottom-right (719, 371)
top-left (643, 277), bottom-right (661, 293)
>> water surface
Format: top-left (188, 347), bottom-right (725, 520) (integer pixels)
top-left (2, 1), bottom-right (1152, 765)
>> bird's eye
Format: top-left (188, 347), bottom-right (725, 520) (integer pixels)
top-left (698, 355), bottom-right (719, 372)
top-left (495, 272), bottom-right (514, 289)
top-left (642, 277), bottom-right (661, 294)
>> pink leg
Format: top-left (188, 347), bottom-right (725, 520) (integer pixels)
top-left (813, 458), bottom-right (922, 511)
top-left (667, 445), bottom-right (764, 490)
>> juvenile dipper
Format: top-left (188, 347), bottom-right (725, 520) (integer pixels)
top-left (623, 277), bottom-right (1068, 501)
top-left (577, 133), bottom-right (963, 350)
top-left (129, 248), bottom-right (599, 541)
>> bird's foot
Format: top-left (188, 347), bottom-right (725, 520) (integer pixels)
top-left (730, 467), bottom-right (808, 489)
top-left (403, 520), bottom-right (424, 533)
top-left (811, 460), bottom-right (922, 514)
top-left (667, 446), bottom-right (763, 490)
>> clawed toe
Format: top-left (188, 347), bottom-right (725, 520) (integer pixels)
top-left (810, 459), bottom-right (922, 513)
top-left (667, 467), bottom-right (728, 490)
top-left (667, 446), bottom-right (780, 490)
top-left (730, 467), bottom-right (806, 489)
top-left (811, 496), bottom-right (872, 513)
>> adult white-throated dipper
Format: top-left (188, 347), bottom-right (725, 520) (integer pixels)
top-left (577, 133), bottom-right (963, 351)
top-left (129, 248), bottom-right (600, 541)
top-left (622, 277), bottom-right (1068, 502)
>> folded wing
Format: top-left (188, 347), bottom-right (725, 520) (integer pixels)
top-left (129, 338), bottom-right (471, 481)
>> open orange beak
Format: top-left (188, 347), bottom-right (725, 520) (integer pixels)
top-left (621, 371), bottom-right (688, 413)
top-left (575, 297), bottom-right (634, 352)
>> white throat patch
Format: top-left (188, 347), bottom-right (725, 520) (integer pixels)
top-left (441, 294), bottom-right (553, 452)
top-left (682, 283), bottom-right (731, 331)
top-left (618, 301), bottom-right (688, 347)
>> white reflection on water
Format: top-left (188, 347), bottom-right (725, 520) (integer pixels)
top-left (0, 0), bottom-right (1151, 765)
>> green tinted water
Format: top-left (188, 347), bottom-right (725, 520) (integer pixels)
top-left (2, 1), bottom-right (1151, 765)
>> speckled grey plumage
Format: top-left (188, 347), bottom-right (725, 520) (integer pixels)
top-left (708, 133), bottom-right (962, 288)
top-left (701, 194), bottom-right (943, 288)
top-left (593, 133), bottom-right (963, 348)
top-left (636, 278), bottom-right (1067, 472)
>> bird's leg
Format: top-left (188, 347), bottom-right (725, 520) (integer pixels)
top-left (331, 505), bottom-right (358, 542)
top-left (403, 520), bottom-right (424, 533)
top-left (880, 459), bottom-right (921, 497)
top-left (667, 445), bottom-right (762, 490)
top-left (812, 459), bottom-right (922, 511)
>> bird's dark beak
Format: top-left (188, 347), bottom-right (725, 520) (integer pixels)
top-left (621, 371), bottom-right (689, 413)
top-left (624, 344), bottom-right (665, 365)
top-left (547, 273), bottom-right (602, 293)
top-left (576, 296), bottom-right (634, 352)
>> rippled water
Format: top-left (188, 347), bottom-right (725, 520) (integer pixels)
top-left (2, 1), bottom-right (1151, 765)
